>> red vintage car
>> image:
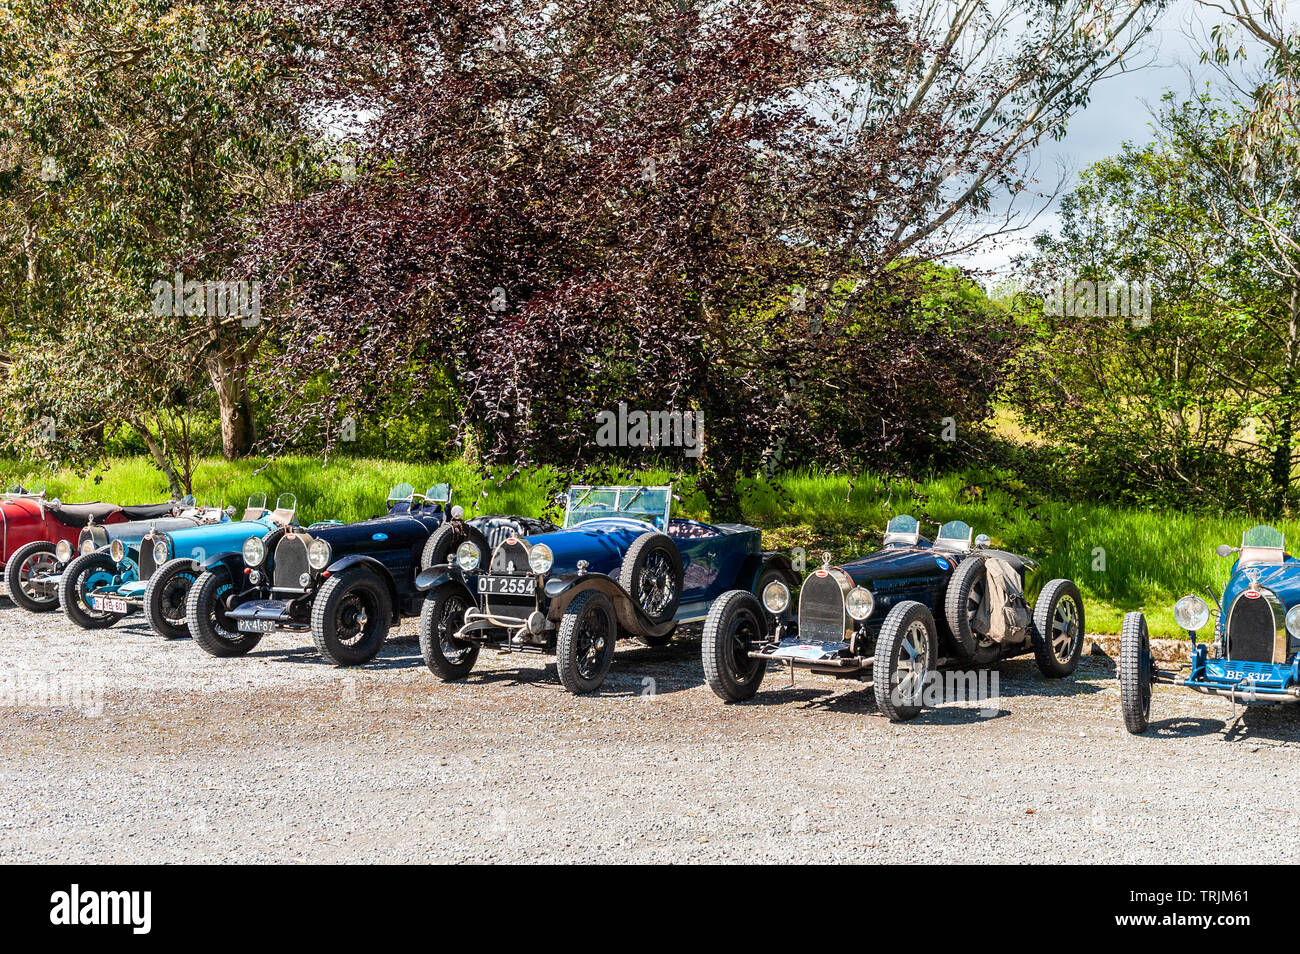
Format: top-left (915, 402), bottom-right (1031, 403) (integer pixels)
top-left (2, 492), bottom-right (182, 612)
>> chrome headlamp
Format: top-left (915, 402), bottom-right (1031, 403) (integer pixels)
top-left (528, 543), bottom-right (554, 575)
top-left (55, 540), bottom-right (72, 563)
top-left (846, 586), bottom-right (875, 621)
top-left (307, 538), bottom-right (332, 571)
top-left (109, 539), bottom-right (125, 563)
top-left (152, 537), bottom-right (170, 566)
top-left (242, 536), bottom-right (265, 567)
top-left (80, 538), bottom-right (95, 555)
top-left (455, 541), bottom-right (481, 572)
top-left (1173, 594), bottom-right (1209, 631)
top-left (762, 580), bottom-right (790, 614)
top-left (1286, 605), bottom-right (1300, 639)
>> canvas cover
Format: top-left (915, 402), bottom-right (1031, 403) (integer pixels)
top-left (971, 558), bottom-right (1032, 642)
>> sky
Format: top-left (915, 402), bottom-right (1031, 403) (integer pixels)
top-left (960, 0), bottom-right (1215, 278)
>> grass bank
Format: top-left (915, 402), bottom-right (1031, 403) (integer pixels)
top-left (1, 456), bottom-right (1278, 637)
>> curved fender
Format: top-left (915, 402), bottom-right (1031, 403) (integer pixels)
top-left (738, 552), bottom-right (799, 592)
top-left (201, 552), bottom-right (246, 579)
top-left (415, 566), bottom-right (468, 595)
top-left (325, 554), bottom-right (400, 618)
top-left (543, 574), bottom-right (675, 641)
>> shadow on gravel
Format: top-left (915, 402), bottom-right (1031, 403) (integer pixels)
top-left (238, 643), bottom-right (429, 671)
top-left (1147, 717), bottom-right (1227, 739)
top-left (1224, 705), bottom-right (1300, 745)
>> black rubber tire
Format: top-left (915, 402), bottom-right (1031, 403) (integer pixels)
top-left (187, 567), bottom-right (261, 657)
top-left (555, 590), bottom-right (618, 694)
top-left (418, 584), bottom-right (480, 680)
top-left (618, 531), bottom-right (683, 626)
top-left (58, 551), bottom-right (126, 630)
top-left (310, 567), bottom-right (393, 666)
top-left (943, 555), bottom-right (986, 661)
top-left (4, 540), bottom-right (62, 612)
top-left (144, 557), bottom-right (199, 639)
top-left (873, 600), bottom-right (936, 722)
top-left (1031, 578), bottom-right (1086, 678)
top-left (420, 521), bottom-right (491, 571)
top-left (702, 590), bottom-right (769, 702)
top-left (1119, 611), bottom-right (1153, 734)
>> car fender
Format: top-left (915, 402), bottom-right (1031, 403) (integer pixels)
top-left (415, 565), bottom-right (467, 593)
top-left (324, 554), bottom-right (400, 616)
top-left (200, 552), bottom-right (246, 579)
top-left (542, 574), bottom-right (674, 641)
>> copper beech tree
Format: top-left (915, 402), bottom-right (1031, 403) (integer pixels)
top-left (250, 0), bottom-right (1164, 516)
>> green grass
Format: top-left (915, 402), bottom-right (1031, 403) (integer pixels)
top-left (1, 456), bottom-right (1282, 637)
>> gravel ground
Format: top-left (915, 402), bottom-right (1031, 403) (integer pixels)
top-left (1, 596), bottom-right (1297, 864)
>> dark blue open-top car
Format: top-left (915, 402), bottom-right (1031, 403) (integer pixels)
top-left (414, 484), bottom-right (797, 693)
top-left (700, 514), bottom-right (1085, 720)
top-left (1120, 524), bottom-right (1300, 733)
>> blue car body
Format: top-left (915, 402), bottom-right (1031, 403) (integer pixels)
top-left (1121, 524), bottom-right (1300, 733)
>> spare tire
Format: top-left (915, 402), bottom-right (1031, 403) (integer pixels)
top-left (618, 531), bottom-right (683, 626)
top-left (943, 555), bottom-right (987, 661)
top-left (421, 521), bottom-right (491, 572)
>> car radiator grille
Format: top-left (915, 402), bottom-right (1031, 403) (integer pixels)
top-left (273, 534), bottom-right (312, 591)
top-left (486, 539), bottom-right (535, 620)
top-left (1227, 594), bottom-right (1277, 664)
top-left (137, 538), bottom-right (158, 581)
top-left (798, 571), bottom-right (847, 643)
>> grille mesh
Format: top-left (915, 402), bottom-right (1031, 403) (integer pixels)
top-left (273, 534), bottom-right (311, 590)
top-left (1227, 594), bottom-right (1277, 664)
top-left (486, 539), bottom-right (534, 619)
top-left (798, 571), bottom-right (847, 643)
top-left (138, 537), bottom-right (159, 581)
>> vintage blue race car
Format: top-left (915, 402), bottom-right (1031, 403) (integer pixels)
top-left (414, 484), bottom-right (797, 694)
top-left (1120, 524), bottom-right (1300, 733)
top-left (184, 483), bottom-right (545, 667)
top-left (700, 514), bottom-right (1085, 720)
top-left (53, 503), bottom-right (229, 631)
top-left (127, 493), bottom-right (302, 639)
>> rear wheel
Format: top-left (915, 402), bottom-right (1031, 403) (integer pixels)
top-left (311, 568), bottom-right (393, 666)
top-left (58, 551), bottom-right (125, 630)
top-left (144, 557), bottom-right (198, 639)
top-left (5, 541), bottom-right (61, 612)
top-left (873, 601), bottom-right (936, 722)
top-left (702, 590), bottom-right (769, 702)
top-left (1119, 611), bottom-right (1153, 734)
top-left (418, 584), bottom-right (480, 680)
top-left (187, 568), bottom-right (260, 657)
top-left (618, 532), bottom-right (683, 626)
top-left (555, 590), bottom-right (618, 694)
top-left (1032, 578), bottom-right (1085, 677)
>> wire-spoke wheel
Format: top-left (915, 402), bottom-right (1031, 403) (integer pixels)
top-left (618, 532), bottom-right (683, 626)
top-left (58, 551), bottom-right (125, 630)
top-left (555, 590), bottom-right (618, 694)
top-left (418, 584), bottom-right (480, 680)
top-left (4, 541), bottom-right (62, 612)
top-left (702, 590), bottom-right (769, 701)
top-left (874, 600), bottom-right (936, 721)
top-left (1031, 578), bottom-right (1085, 678)
top-left (144, 557), bottom-right (199, 639)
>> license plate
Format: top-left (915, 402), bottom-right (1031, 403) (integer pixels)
top-left (89, 595), bottom-right (129, 614)
top-left (237, 618), bottom-right (275, 633)
top-left (477, 575), bottom-right (534, 596)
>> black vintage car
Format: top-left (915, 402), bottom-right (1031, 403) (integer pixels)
top-left (184, 483), bottom-right (549, 666)
top-left (701, 514), bottom-right (1085, 720)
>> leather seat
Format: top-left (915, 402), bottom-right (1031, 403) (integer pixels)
top-left (120, 502), bottom-right (181, 520)
top-left (46, 502), bottom-right (122, 528)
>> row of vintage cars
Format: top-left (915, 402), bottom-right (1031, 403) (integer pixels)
top-left (1, 482), bottom-right (1296, 727)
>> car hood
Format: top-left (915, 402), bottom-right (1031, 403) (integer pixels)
top-left (835, 545), bottom-right (957, 586)
top-left (516, 518), bottom-right (658, 576)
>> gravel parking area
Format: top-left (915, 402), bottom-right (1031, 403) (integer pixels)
top-left (1, 596), bottom-right (1297, 864)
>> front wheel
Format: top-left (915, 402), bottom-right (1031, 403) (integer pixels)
top-left (418, 584), bottom-right (479, 680)
top-left (4, 541), bottom-right (61, 613)
top-left (873, 601), bottom-right (936, 722)
top-left (58, 551), bottom-right (125, 630)
top-left (1119, 611), bottom-right (1153, 734)
top-left (702, 590), bottom-right (769, 702)
top-left (1031, 578), bottom-right (1085, 678)
top-left (310, 568), bottom-right (393, 666)
top-left (144, 557), bottom-right (199, 639)
top-left (555, 590), bottom-right (618, 694)
top-left (187, 568), bottom-right (260, 657)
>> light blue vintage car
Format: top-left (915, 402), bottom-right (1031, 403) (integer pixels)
top-left (56, 494), bottom-right (299, 638)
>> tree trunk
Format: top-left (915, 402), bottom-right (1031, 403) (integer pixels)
top-left (206, 349), bottom-right (257, 459)
top-left (1271, 283), bottom-right (1300, 517)
top-left (136, 420), bottom-right (187, 500)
